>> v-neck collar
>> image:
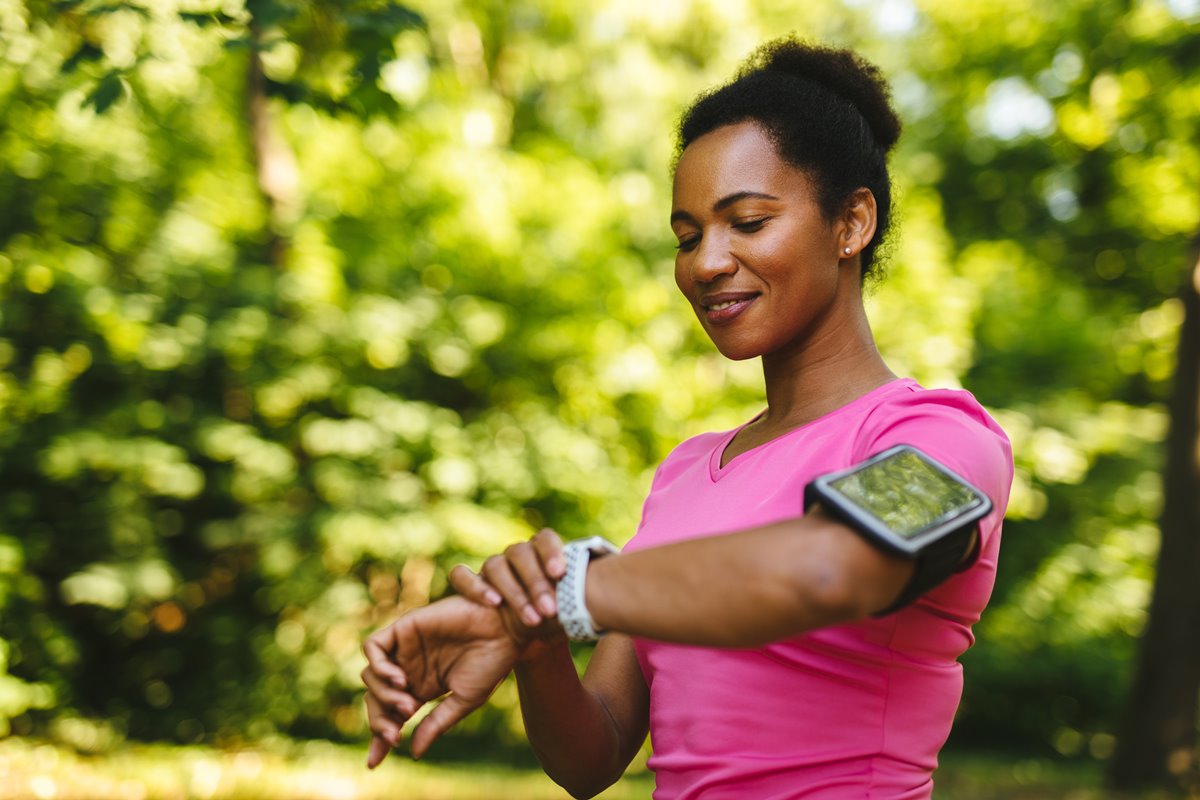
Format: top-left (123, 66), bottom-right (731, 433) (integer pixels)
top-left (707, 378), bottom-right (916, 482)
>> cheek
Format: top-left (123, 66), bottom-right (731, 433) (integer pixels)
top-left (673, 256), bottom-right (689, 294)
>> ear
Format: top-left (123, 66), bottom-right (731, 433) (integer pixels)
top-left (836, 188), bottom-right (878, 261)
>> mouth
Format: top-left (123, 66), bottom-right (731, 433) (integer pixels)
top-left (699, 292), bottom-right (759, 324)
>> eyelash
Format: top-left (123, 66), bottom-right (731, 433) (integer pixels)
top-left (675, 218), bottom-right (770, 252)
top-left (734, 217), bottom-right (770, 232)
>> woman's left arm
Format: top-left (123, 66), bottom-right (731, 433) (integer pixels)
top-left (583, 504), bottom-right (915, 648)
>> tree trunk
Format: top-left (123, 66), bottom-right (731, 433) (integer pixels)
top-left (245, 16), bottom-right (301, 265)
top-left (1109, 235), bottom-right (1200, 793)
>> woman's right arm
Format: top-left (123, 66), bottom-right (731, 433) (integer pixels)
top-left (514, 634), bottom-right (649, 799)
top-left (449, 532), bottom-right (650, 798)
top-left (362, 594), bottom-right (649, 797)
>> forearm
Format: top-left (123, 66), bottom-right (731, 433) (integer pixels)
top-left (514, 643), bottom-right (629, 798)
top-left (586, 508), bottom-right (912, 648)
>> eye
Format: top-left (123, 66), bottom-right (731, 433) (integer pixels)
top-left (733, 217), bottom-right (770, 233)
top-left (675, 234), bottom-right (700, 252)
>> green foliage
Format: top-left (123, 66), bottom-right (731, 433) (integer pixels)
top-left (0, 0), bottom-right (1196, 762)
top-left (893, 0), bottom-right (1199, 757)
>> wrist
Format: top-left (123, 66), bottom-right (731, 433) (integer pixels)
top-left (556, 536), bottom-right (618, 642)
top-left (582, 554), bottom-right (612, 634)
top-left (495, 603), bottom-right (567, 661)
top-left (513, 629), bottom-right (568, 663)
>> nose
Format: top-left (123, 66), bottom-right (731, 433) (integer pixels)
top-left (690, 231), bottom-right (737, 283)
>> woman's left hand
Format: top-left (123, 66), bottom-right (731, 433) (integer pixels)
top-left (448, 528), bottom-right (566, 628)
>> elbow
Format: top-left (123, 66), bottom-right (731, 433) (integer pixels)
top-left (539, 753), bottom-right (623, 800)
top-left (532, 715), bottom-right (628, 798)
top-left (554, 774), bottom-right (618, 800)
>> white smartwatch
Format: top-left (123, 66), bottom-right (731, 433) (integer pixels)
top-left (556, 536), bottom-right (618, 641)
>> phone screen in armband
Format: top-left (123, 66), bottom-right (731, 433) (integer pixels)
top-left (806, 445), bottom-right (993, 557)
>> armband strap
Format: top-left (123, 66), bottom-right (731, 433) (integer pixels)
top-left (873, 526), bottom-right (979, 616)
top-left (802, 444), bottom-right (994, 617)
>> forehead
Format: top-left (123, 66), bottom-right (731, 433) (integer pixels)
top-left (672, 121), bottom-right (812, 207)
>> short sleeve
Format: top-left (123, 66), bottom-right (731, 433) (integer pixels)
top-left (853, 387), bottom-right (1014, 556)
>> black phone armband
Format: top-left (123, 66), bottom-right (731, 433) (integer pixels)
top-left (803, 445), bottom-right (993, 615)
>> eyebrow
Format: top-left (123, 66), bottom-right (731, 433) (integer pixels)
top-left (670, 191), bottom-right (781, 225)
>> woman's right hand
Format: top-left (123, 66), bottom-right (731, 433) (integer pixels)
top-left (449, 528), bottom-right (567, 629)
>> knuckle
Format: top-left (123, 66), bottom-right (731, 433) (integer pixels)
top-left (453, 563), bottom-right (479, 580)
top-left (535, 531), bottom-right (563, 557)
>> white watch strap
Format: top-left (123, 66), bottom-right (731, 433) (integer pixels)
top-left (556, 536), bottom-right (618, 642)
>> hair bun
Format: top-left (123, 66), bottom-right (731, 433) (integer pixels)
top-left (746, 40), bottom-right (901, 152)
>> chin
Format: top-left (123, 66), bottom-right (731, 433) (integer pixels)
top-left (708, 338), bottom-right (764, 362)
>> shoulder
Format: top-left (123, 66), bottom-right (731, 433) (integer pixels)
top-left (857, 382), bottom-right (1014, 514)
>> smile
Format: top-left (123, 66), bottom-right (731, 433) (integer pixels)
top-left (700, 293), bottom-right (759, 324)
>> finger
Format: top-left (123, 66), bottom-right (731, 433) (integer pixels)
top-left (481, 554), bottom-right (542, 627)
top-left (367, 734), bottom-right (391, 769)
top-left (365, 689), bottom-right (409, 732)
top-left (447, 564), bottom-right (502, 607)
top-left (532, 529), bottom-right (566, 579)
top-left (508, 542), bottom-right (558, 618)
top-left (410, 693), bottom-right (480, 761)
top-left (364, 686), bottom-right (408, 770)
top-left (361, 667), bottom-right (420, 718)
top-left (363, 630), bottom-right (408, 689)
top-left (364, 692), bottom-right (406, 748)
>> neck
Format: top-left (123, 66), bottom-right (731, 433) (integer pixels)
top-left (758, 297), bottom-right (896, 430)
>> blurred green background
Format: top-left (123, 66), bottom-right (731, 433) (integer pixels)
top-left (1, 0), bottom-right (1198, 797)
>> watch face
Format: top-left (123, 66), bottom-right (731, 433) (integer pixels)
top-left (828, 448), bottom-right (983, 539)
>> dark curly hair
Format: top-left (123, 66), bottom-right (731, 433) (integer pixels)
top-left (677, 39), bottom-right (901, 279)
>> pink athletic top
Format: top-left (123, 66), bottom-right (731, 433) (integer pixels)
top-left (623, 379), bottom-right (1013, 800)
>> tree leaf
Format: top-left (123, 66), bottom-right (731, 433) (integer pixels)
top-left (344, 6), bottom-right (425, 34)
top-left (84, 2), bottom-right (152, 18)
top-left (82, 70), bottom-right (125, 113)
top-left (222, 36), bottom-right (282, 52)
top-left (245, 0), bottom-right (296, 29)
top-left (178, 11), bottom-right (237, 27)
top-left (61, 42), bottom-right (104, 74)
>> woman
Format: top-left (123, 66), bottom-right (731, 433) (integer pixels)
top-left (361, 39), bottom-right (1012, 800)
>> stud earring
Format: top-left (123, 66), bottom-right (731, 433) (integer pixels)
top-left (843, 246), bottom-right (852, 255)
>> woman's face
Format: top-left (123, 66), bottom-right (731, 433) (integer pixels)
top-left (670, 121), bottom-right (855, 362)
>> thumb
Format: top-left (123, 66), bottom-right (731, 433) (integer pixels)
top-left (409, 693), bottom-right (478, 760)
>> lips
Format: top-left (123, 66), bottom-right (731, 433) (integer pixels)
top-left (699, 291), bottom-right (759, 324)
